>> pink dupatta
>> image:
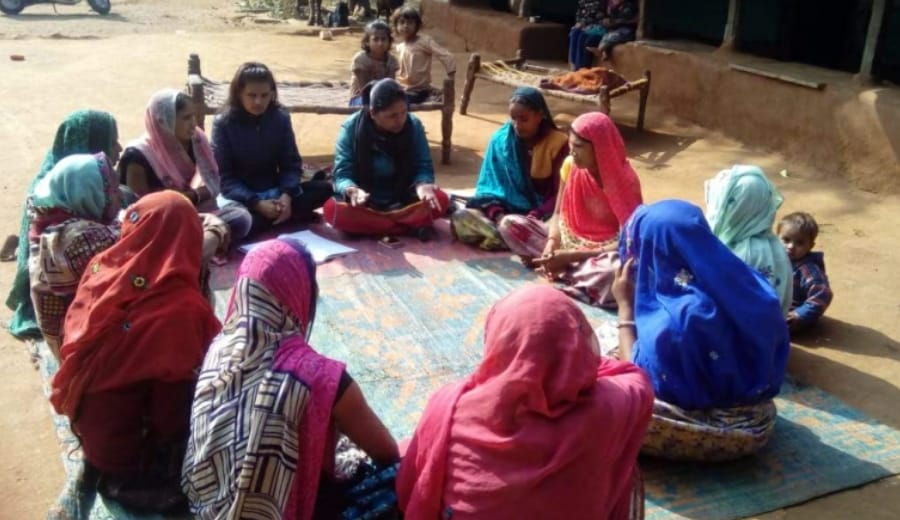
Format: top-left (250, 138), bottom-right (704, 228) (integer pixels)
top-left (396, 285), bottom-right (654, 520)
top-left (129, 88), bottom-right (220, 196)
top-left (560, 112), bottom-right (642, 243)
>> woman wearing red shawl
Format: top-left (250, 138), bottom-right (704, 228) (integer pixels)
top-left (506, 112), bottom-right (642, 307)
top-left (183, 237), bottom-right (399, 520)
top-left (397, 285), bottom-right (654, 520)
top-left (51, 191), bottom-right (221, 513)
top-left (119, 88), bottom-right (252, 244)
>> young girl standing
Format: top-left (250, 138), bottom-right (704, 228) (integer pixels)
top-left (392, 6), bottom-right (456, 104)
top-left (350, 20), bottom-right (400, 106)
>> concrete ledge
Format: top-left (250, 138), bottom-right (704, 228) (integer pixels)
top-left (422, 0), bottom-right (567, 61)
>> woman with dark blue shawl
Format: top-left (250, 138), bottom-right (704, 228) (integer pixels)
top-left (611, 199), bottom-right (790, 461)
top-left (450, 87), bottom-right (568, 251)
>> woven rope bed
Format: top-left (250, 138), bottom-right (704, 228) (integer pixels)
top-left (186, 54), bottom-right (456, 164)
top-left (459, 51), bottom-right (651, 131)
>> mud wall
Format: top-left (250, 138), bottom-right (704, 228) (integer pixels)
top-left (610, 44), bottom-right (900, 193)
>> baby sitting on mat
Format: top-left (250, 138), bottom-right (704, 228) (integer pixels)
top-left (778, 211), bottom-right (834, 333)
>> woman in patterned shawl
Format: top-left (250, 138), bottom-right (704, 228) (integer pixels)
top-left (27, 153), bottom-right (121, 358)
top-left (7, 109), bottom-right (121, 339)
top-left (183, 238), bottom-right (398, 520)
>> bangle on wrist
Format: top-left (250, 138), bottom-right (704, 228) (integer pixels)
top-left (616, 320), bottom-right (636, 328)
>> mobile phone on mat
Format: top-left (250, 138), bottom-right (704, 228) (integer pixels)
top-left (379, 236), bottom-right (403, 249)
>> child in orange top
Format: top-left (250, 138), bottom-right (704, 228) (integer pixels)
top-left (391, 6), bottom-right (456, 104)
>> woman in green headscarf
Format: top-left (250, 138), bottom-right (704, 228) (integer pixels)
top-left (705, 165), bottom-right (793, 314)
top-left (28, 153), bottom-right (121, 358)
top-left (7, 109), bottom-right (121, 339)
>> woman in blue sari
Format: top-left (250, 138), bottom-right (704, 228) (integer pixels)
top-left (451, 87), bottom-right (568, 251)
top-left (611, 200), bottom-right (790, 461)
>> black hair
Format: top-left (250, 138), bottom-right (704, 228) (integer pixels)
top-left (362, 20), bottom-right (393, 52)
top-left (224, 62), bottom-right (280, 114)
top-left (174, 92), bottom-right (193, 113)
top-left (391, 6), bottom-right (422, 37)
top-left (778, 211), bottom-right (820, 241)
top-left (361, 78), bottom-right (407, 112)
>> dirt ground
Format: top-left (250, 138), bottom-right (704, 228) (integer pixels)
top-left (1, 2), bottom-right (899, 518)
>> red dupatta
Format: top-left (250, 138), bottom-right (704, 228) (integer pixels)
top-left (560, 112), bottom-right (642, 243)
top-left (51, 191), bottom-right (220, 418)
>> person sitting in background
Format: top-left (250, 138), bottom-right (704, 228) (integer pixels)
top-left (212, 62), bottom-right (333, 234)
top-left (120, 88), bottom-right (252, 242)
top-left (613, 200), bottom-right (790, 462)
top-left (350, 20), bottom-right (400, 106)
top-left (778, 211), bottom-right (834, 333)
top-left (587, 0), bottom-right (639, 62)
top-left (569, 0), bottom-right (609, 70)
top-left (705, 165), bottom-right (793, 314)
top-left (324, 79), bottom-right (449, 241)
top-left (392, 6), bottom-right (456, 104)
top-left (51, 191), bottom-right (221, 513)
top-left (8, 109), bottom-right (122, 341)
top-left (397, 285), bottom-right (654, 520)
top-left (451, 87), bottom-right (567, 251)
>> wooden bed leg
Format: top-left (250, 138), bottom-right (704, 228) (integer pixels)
top-left (191, 81), bottom-right (207, 131)
top-left (599, 85), bottom-right (611, 116)
top-left (442, 77), bottom-right (455, 164)
top-left (637, 70), bottom-right (651, 132)
top-left (460, 53), bottom-right (480, 116)
top-left (188, 53), bottom-right (201, 76)
top-left (514, 49), bottom-right (526, 69)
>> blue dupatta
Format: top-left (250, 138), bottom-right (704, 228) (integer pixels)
top-left (620, 200), bottom-right (790, 410)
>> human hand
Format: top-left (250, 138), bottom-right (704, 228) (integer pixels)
top-left (541, 236), bottom-right (560, 258)
top-left (612, 257), bottom-right (636, 310)
top-left (534, 249), bottom-right (574, 279)
top-left (255, 199), bottom-right (282, 221)
top-left (272, 193), bottom-right (293, 225)
top-left (345, 187), bottom-right (370, 207)
top-left (416, 183), bottom-right (440, 211)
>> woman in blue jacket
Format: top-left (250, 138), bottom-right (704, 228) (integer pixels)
top-left (323, 79), bottom-right (448, 240)
top-left (212, 63), bottom-right (333, 233)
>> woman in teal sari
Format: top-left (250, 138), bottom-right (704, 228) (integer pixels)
top-left (7, 109), bottom-right (121, 339)
top-left (704, 165), bottom-right (793, 314)
top-left (451, 87), bottom-right (568, 251)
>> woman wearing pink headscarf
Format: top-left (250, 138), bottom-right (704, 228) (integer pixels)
top-left (396, 285), bottom-right (654, 520)
top-left (119, 89), bottom-right (252, 242)
top-left (503, 112), bottom-right (643, 307)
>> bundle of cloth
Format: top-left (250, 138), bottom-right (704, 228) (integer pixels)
top-left (540, 67), bottom-right (628, 95)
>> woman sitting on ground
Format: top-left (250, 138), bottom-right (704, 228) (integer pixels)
top-left (397, 285), bottom-right (654, 520)
top-left (28, 153), bottom-right (121, 359)
top-left (51, 191), bottom-right (221, 512)
top-left (520, 112), bottom-right (642, 307)
top-left (451, 87), bottom-right (568, 251)
top-left (613, 200), bottom-right (790, 461)
top-left (213, 62), bottom-right (333, 233)
top-left (324, 79), bottom-right (449, 241)
top-left (705, 165), bottom-right (793, 314)
top-left (119, 88), bottom-right (253, 242)
top-left (184, 238), bottom-right (399, 519)
top-left (8, 109), bottom-right (122, 340)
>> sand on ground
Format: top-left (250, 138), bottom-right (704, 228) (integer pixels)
top-left (0, 2), bottom-right (898, 518)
